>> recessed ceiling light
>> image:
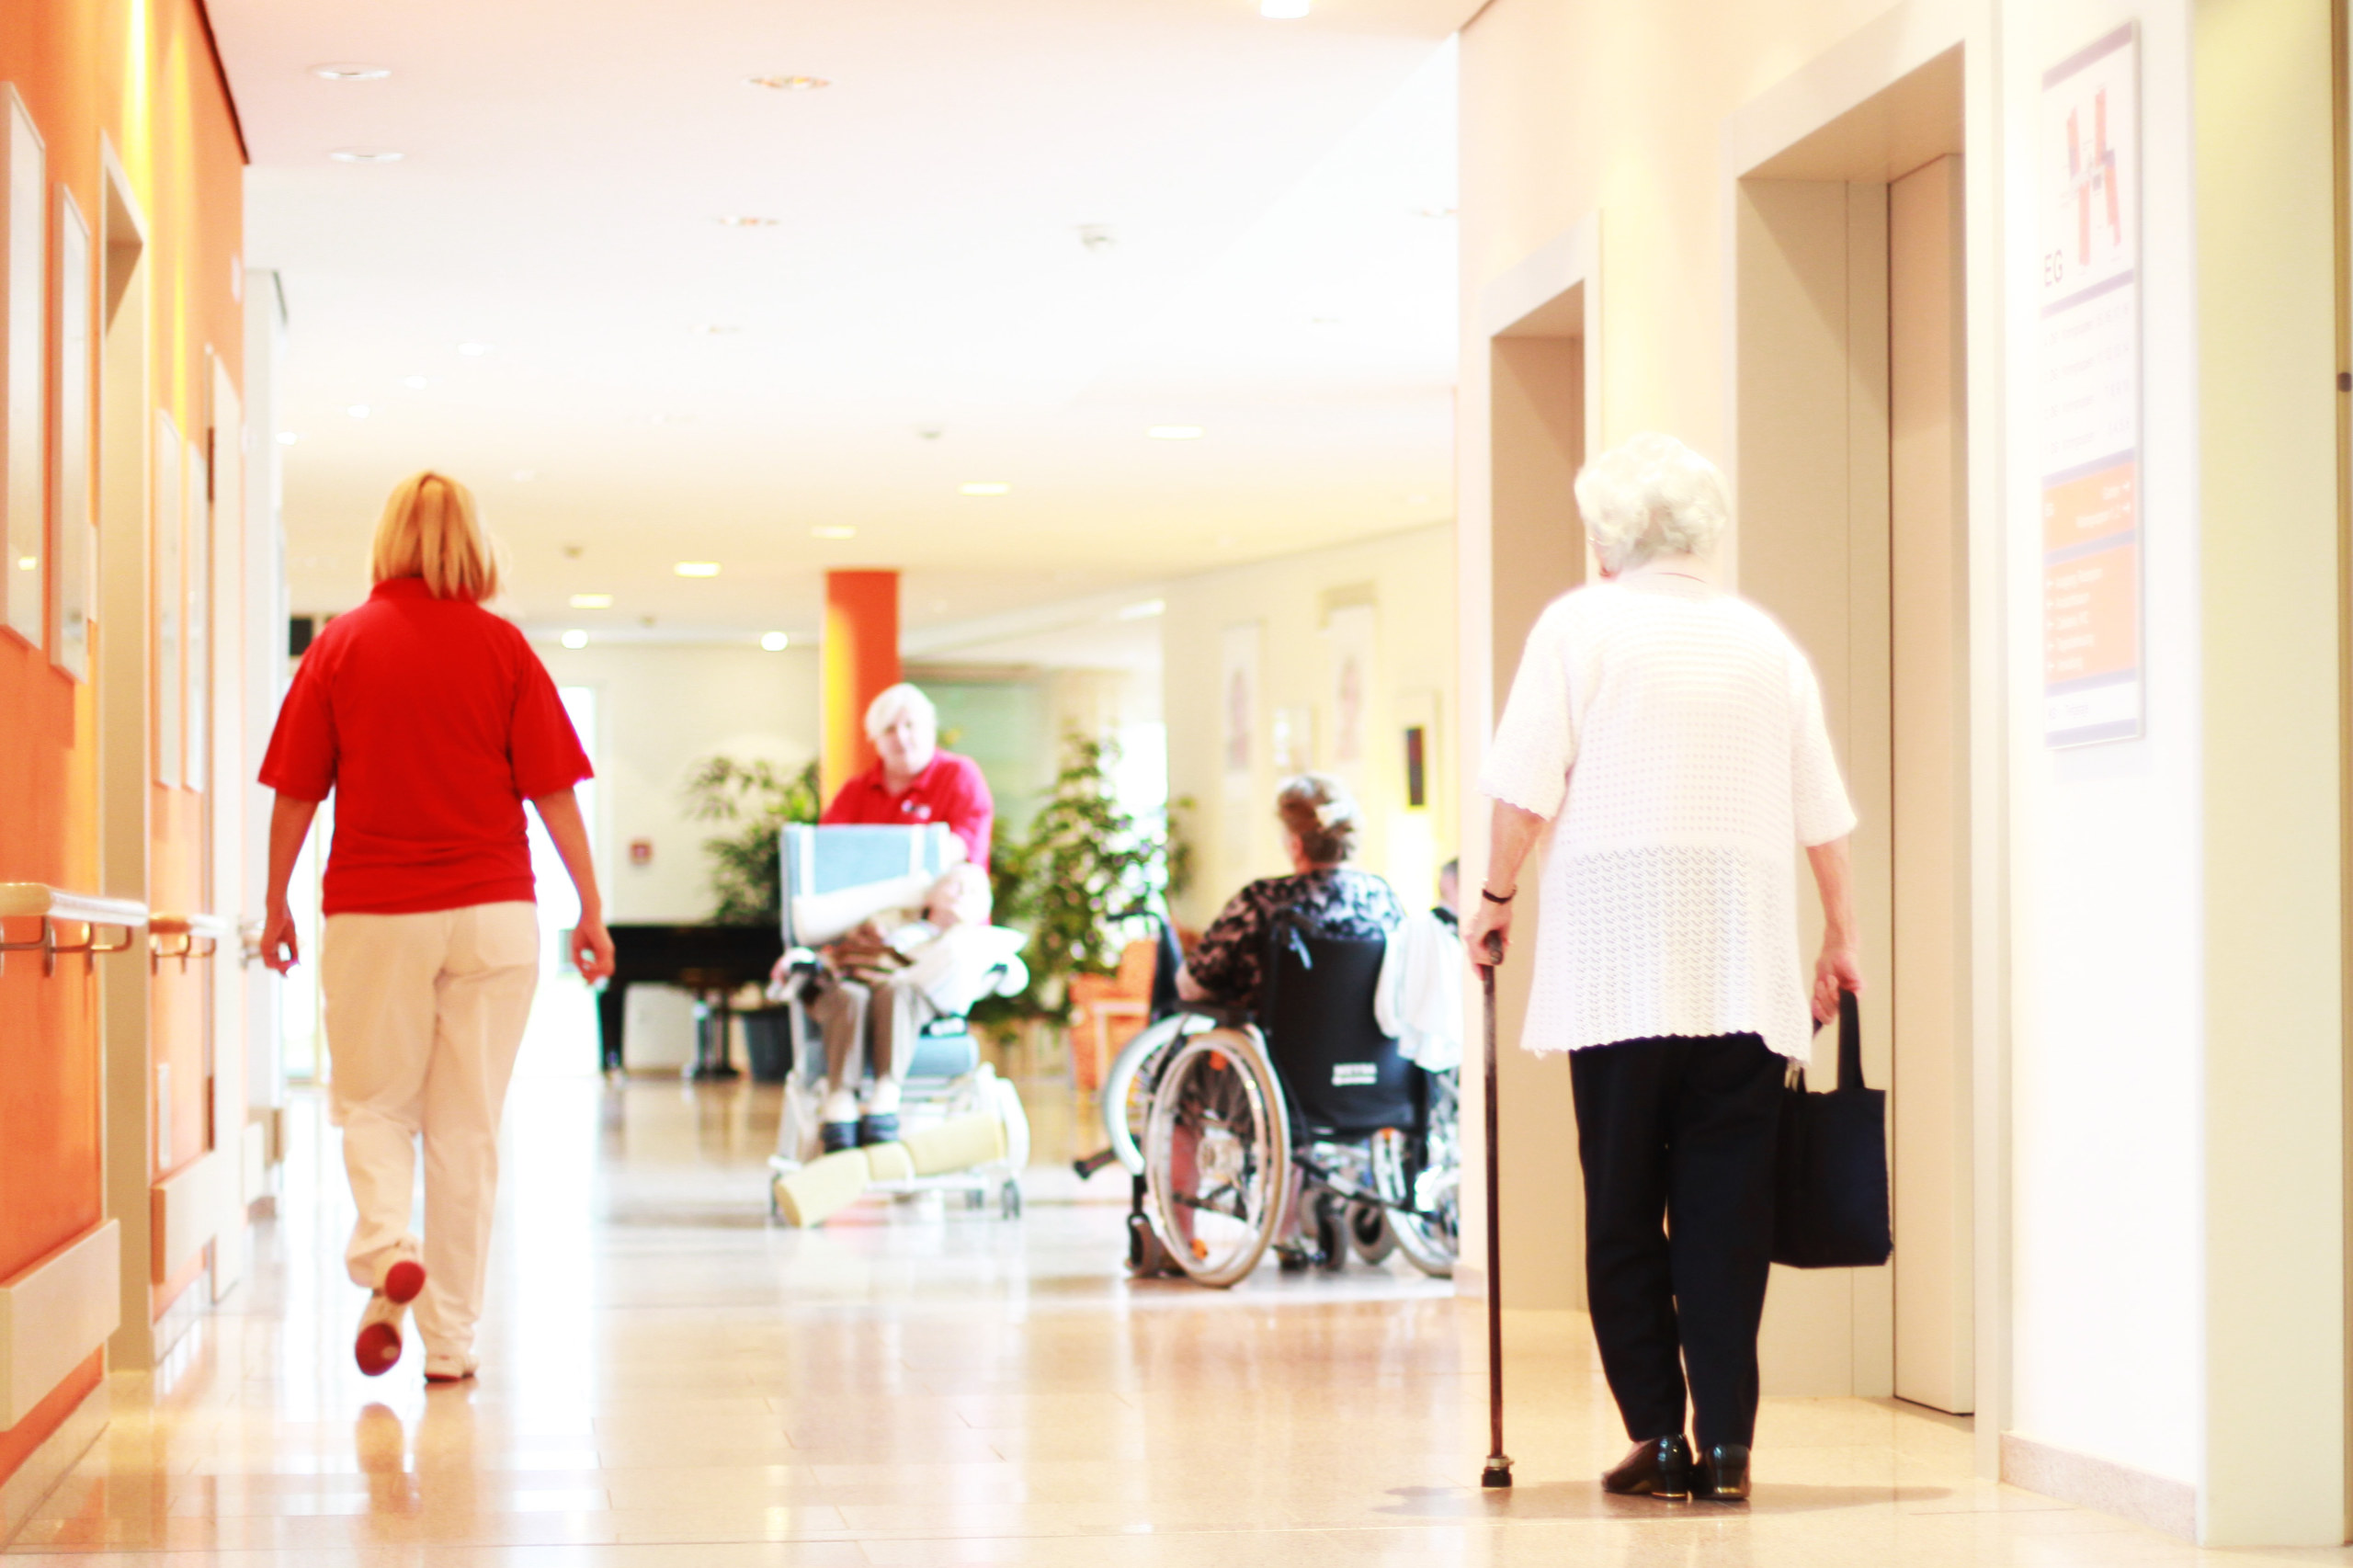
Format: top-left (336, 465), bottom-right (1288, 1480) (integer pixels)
top-left (1116, 599), bottom-right (1166, 620)
top-left (347, 404), bottom-right (371, 419)
top-left (1261, 0), bottom-right (1311, 17)
top-left (1075, 224), bottom-right (1116, 253)
top-left (570, 594), bottom-right (613, 608)
top-left (17, 555), bottom-right (37, 572)
top-left (747, 74), bottom-right (830, 91)
top-left (1309, 315), bottom-right (1342, 326)
top-left (715, 215), bottom-right (780, 228)
top-left (811, 526), bottom-right (857, 540)
top-left (1147, 426), bottom-right (1204, 440)
top-left (312, 63), bottom-right (391, 81)
top-left (1416, 207), bottom-right (1458, 219)
top-left (511, 469), bottom-right (538, 482)
top-left (760, 631), bottom-right (790, 652)
top-left (650, 413), bottom-right (695, 425)
top-left (402, 375), bottom-right (429, 389)
top-left (458, 342), bottom-right (492, 356)
top-left (692, 324), bottom-right (744, 335)
top-left (276, 432), bottom-right (300, 445)
top-left (1409, 493), bottom-right (1431, 506)
top-left (675, 562), bottom-right (721, 577)
top-left (960, 482), bottom-right (1012, 496)
top-left (560, 630), bottom-right (588, 650)
top-left (328, 148), bottom-right (403, 163)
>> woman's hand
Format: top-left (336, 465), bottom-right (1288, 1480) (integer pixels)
top-left (1813, 940), bottom-right (1862, 1024)
top-left (570, 914), bottom-right (615, 984)
top-left (260, 903), bottom-right (301, 974)
top-left (1467, 893), bottom-right (1513, 968)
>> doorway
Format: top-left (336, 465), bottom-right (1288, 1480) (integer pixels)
top-left (1733, 49), bottom-right (1973, 1412)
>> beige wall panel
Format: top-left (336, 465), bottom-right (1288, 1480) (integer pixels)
top-left (1888, 153), bottom-right (1972, 1415)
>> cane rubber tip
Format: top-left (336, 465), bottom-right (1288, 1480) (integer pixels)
top-left (1482, 1460), bottom-right (1514, 1489)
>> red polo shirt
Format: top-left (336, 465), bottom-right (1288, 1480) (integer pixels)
top-left (259, 577), bottom-right (593, 915)
top-left (821, 751), bottom-right (995, 868)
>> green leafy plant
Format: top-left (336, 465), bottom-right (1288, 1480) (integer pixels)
top-left (976, 732), bottom-right (1189, 1026)
top-left (682, 756), bottom-right (822, 925)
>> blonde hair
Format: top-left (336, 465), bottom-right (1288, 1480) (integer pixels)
top-left (369, 472), bottom-right (498, 601)
top-left (1276, 773), bottom-right (1358, 866)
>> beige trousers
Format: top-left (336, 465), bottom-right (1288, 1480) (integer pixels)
top-left (809, 976), bottom-right (937, 1093)
top-left (323, 902), bottom-right (539, 1361)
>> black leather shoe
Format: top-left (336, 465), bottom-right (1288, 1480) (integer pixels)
top-left (819, 1120), bottom-right (859, 1153)
top-left (1694, 1443), bottom-right (1750, 1500)
top-left (1602, 1436), bottom-right (1692, 1498)
top-left (857, 1112), bottom-right (900, 1146)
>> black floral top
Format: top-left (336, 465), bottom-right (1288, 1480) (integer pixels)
top-left (1187, 867), bottom-right (1404, 1014)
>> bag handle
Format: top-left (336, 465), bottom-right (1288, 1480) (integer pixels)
top-left (1805, 988), bottom-right (1867, 1093)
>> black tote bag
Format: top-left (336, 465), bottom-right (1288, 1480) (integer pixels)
top-left (1771, 989), bottom-right (1893, 1269)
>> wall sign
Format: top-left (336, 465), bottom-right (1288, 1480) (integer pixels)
top-left (2039, 24), bottom-right (2142, 747)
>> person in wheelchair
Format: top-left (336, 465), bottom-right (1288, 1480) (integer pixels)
top-left (802, 862), bottom-right (1018, 1150)
top-left (1176, 773), bottom-right (1404, 1017)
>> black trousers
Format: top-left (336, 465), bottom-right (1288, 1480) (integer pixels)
top-left (1569, 1033), bottom-right (1785, 1451)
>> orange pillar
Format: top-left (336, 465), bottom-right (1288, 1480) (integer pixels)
top-left (821, 570), bottom-right (901, 804)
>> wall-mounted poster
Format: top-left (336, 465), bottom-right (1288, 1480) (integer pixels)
top-left (3, 86), bottom-right (46, 649)
top-left (1324, 603), bottom-right (1376, 777)
top-left (2039, 24), bottom-right (2142, 747)
top-left (154, 409), bottom-right (181, 788)
top-left (1220, 622), bottom-right (1260, 798)
top-left (51, 187), bottom-right (91, 679)
top-left (186, 434), bottom-right (208, 793)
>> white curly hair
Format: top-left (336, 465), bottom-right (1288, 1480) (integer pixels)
top-left (1573, 432), bottom-right (1731, 574)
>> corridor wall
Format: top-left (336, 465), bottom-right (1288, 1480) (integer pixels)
top-left (0, 0), bottom-right (247, 1513)
top-left (1456, 0), bottom-right (2345, 1546)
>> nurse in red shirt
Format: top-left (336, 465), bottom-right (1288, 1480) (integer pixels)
top-left (257, 472), bottom-right (614, 1386)
top-left (821, 683), bottom-right (995, 867)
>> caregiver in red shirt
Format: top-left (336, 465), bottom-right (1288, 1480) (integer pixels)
top-left (821, 682), bottom-right (994, 867)
top-left (257, 472), bottom-right (613, 1386)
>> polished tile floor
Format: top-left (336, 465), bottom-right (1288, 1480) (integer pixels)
top-left (6, 1073), bottom-right (2339, 1565)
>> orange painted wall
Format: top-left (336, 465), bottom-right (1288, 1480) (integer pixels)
top-left (0, 0), bottom-right (244, 1474)
top-left (820, 570), bottom-right (901, 803)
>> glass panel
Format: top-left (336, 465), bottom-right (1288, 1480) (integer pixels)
top-left (153, 410), bottom-right (180, 788)
top-left (51, 188), bottom-right (90, 679)
top-left (3, 88), bottom-right (45, 647)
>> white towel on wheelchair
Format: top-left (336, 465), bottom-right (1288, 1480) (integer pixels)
top-left (895, 923), bottom-right (1029, 1016)
top-left (790, 868), bottom-right (953, 948)
top-left (1375, 910), bottom-right (1463, 1072)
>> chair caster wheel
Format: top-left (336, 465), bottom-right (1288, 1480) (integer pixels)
top-left (1000, 1180), bottom-right (1022, 1220)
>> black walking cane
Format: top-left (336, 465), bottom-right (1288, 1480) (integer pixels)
top-left (1478, 934), bottom-right (1513, 1489)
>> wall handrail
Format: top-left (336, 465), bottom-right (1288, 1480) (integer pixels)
top-left (0, 883), bottom-right (149, 976)
top-left (148, 912), bottom-right (231, 973)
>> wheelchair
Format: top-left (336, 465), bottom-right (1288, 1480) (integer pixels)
top-left (766, 824), bottom-right (1030, 1221)
top-left (1113, 914), bottom-right (1460, 1287)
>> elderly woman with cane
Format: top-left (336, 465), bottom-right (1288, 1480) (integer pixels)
top-left (1467, 433), bottom-right (1860, 1503)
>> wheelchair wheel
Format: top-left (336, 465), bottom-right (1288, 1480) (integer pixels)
top-left (1347, 1199), bottom-right (1398, 1265)
top-left (1142, 1030), bottom-right (1290, 1288)
top-left (1098, 1014), bottom-right (1200, 1176)
top-left (1380, 1069), bottom-right (1461, 1278)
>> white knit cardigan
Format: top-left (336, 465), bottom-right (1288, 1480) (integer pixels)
top-left (1479, 567), bottom-right (1857, 1063)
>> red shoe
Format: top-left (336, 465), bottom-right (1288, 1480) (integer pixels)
top-left (381, 1255), bottom-right (426, 1308)
top-left (354, 1294), bottom-right (407, 1377)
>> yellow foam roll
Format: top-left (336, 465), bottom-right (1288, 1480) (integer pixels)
top-left (773, 1148), bottom-right (872, 1228)
top-left (900, 1112), bottom-right (1006, 1177)
top-left (862, 1141), bottom-right (916, 1183)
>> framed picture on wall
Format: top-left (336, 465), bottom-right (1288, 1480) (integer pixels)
top-left (1324, 603), bottom-right (1375, 776)
top-left (3, 85), bottom-right (46, 650)
top-left (1220, 622), bottom-right (1260, 799)
top-left (154, 409), bottom-right (181, 788)
top-left (51, 186), bottom-right (91, 679)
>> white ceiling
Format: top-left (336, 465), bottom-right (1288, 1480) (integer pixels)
top-left (213, 0), bottom-right (1470, 648)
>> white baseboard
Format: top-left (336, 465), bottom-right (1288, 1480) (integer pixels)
top-left (2000, 1431), bottom-right (2197, 1540)
top-left (0, 1375), bottom-right (108, 1542)
top-left (0, 1224), bottom-right (121, 1428)
top-left (151, 1150), bottom-right (230, 1284)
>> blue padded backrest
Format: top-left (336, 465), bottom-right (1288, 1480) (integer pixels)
top-left (779, 824), bottom-right (962, 948)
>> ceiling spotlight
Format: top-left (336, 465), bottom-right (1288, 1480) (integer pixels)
top-left (17, 555), bottom-right (37, 572)
top-left (748, 74), bottom-right (830, 91)
top-left (674, 562), bottom-right (721, 577)
top-left (915, 426), bottom-right (944, 441)
top-left (570, 594), bottom-right (613, 609)
top-left (402, 375), bottom-right (430, 389)
top-left (960, 482), bottom-right (1012, 496)
top-left (1261, 0), bottom-right (1311, 17)
top-left (811, 526), bottom-right (857, 540)
top-left (1309, 315), bottom-right (1342, 326)
top-left (312, 63), bottom-right (392, 81)
top-left (328, 147), bottom-right (404, 163)
top-left (1076, 224), bottom-right (1116, 253)
top-left (347, 404), bottom-right (371, 419)
top-left (1116, 599), bottom-right (1166, 620)
top-left (715, 215), bottom-right (780, 228)
top-left (276, 432), bottom-right (300, 445)
top-left (512, 470), bottom-right (539, 482)
top-left (692, 324), bottom-right (744, 335)
top-left (760, 631), bottom-right (790, 652)
top-left (560, 630), bottom-right (588, 650)
top-left (458, 342), bottom-right (492, 356)
top-left (1416, 207), bottom-right (1458, 219)
top-left (1147, 426), bottom-right (1204, 440)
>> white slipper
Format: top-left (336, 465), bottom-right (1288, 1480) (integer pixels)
top-left (424, 1352), bottom-right (479, 1385)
